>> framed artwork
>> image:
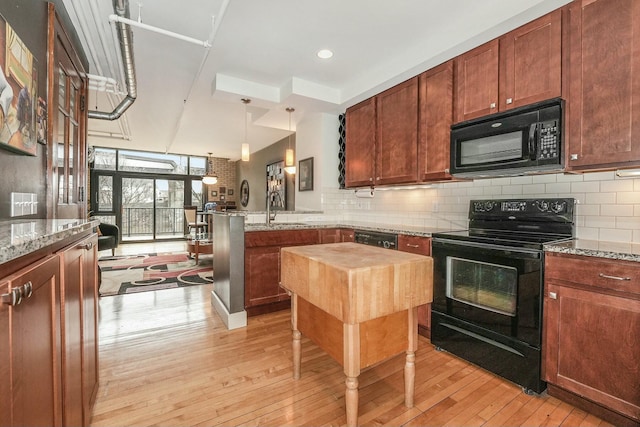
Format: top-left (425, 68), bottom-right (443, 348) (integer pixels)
top-left (228, 189), bottom-right (234, 195)
top-left (266, 160), bottom-right (286, 211)
top-left (299, 157), bottom-right (314, 191)
top-left (210, 190), bottom-right (217, 197)
top-left (219, 187), bottom-right (226, 194)
top-left (0, 14), bottom-right (38, 156)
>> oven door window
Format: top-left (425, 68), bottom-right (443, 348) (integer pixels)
top-left (446, 257), bottom-right (517, 316)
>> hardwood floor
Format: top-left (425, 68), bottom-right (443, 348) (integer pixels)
top-left (91, 280), bottom-right (614, 427)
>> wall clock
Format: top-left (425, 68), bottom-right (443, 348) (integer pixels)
top-left (240, 180), bottom-right (250, 207)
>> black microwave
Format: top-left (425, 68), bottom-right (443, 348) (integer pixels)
top-left (450, 98), bottom-right (564, 178)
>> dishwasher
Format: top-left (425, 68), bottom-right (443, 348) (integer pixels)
top-left (353, 230), bottom-right (397, 250)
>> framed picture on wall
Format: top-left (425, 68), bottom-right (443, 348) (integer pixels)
top-left (210, 190), bottom-right (217, 197)
top-left (299, 157), bottom-right (313, 191)
top-left (0, 14), bottom-right (38, 156)
top-left (228, 189), bottom-right (234, 195)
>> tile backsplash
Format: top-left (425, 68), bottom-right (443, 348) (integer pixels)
top-left (321, 171), bottom-right (640, 243)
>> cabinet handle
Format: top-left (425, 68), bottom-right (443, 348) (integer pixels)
top-left (570, 154), bottom-right (578, 160)
top-left (599, 273), bottom-right (631, 281)
top-left (79, 242), bottom-right (93, 250)
top-left (21, 281), bottom-right (33, 299)
top-left (405, 244), bottom-right (420, 248)
top-left (549, 292), bottom-right (557, 300)
top-left (490, 102), bottom-right (496, 109)
top-left (506, 98), bottom-right (513, 105)
top-left (2, 289), bottom-right (22, 306)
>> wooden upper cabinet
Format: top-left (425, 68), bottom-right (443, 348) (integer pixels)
top-left (418, 61), bottom-right (454, 181)
top-left (499, 9), bottom-right (562, 111)
top-left (566, 0), bottom-right (640, 171)
top-left (345, 97), bottom-right (376, 187)
top-left (454, 39), bottom-right (499, 123)
top-left (454, 9), bottom-right (562, 123)
top-left (375, 77), bottom-right (419, 185)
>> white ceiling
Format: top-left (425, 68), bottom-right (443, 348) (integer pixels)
top-left (63, 0), bottom-right (571, 161)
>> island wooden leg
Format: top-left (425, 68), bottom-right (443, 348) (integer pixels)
top-left (344, 323), bottom-right (361, 427)
top-left (405, 306), bottom-right (418, 408)
top-left (291, 294), bottom-right (301, 380)
top-left (345, 376), bottom-right (359, 427)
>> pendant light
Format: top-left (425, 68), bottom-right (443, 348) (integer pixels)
top-left (202, 153), bottom-right (218, 185)
top-left (284, 107), bottom-right (296, 174)
top-left (241, 98), bottom-right (251, 161)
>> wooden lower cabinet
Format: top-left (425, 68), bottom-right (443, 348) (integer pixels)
top-left (245, 229), bottom-right (319, 315)
top-left (0, 231), bottom-right (99, 427)
top-left (544, 252), bottom-right (640, 426)
top-left (397, 234), bottom-right (432, 338)
top-left (1, 255), bottom-right (62, 427)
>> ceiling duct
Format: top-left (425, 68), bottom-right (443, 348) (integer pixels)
top-left (88, 0), bottom-right (136, 121)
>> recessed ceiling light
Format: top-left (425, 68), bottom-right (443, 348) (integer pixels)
top-left (316, 49), bottom-right (333, 59)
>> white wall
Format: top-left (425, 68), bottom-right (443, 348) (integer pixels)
top-left (294, 113), bottom-right (339, 211)
top-left (298, 112), bottom-right (640, 243)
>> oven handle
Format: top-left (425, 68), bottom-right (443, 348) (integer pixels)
top-left (432, 238), bottom-right (543, 258)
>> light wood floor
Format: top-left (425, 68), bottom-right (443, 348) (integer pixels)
top-left (91, 269), bottom-right (613, 426)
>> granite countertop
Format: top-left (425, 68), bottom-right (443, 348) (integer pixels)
top-left (243, 220), bottom-right (456, 238)
top-left (0, 218), bottom-right (99, 265)
top-left (544, 239), bottom-right (640, 263)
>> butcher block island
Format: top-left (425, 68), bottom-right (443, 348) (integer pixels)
top-left (280, 242), bottom-right (433, 427)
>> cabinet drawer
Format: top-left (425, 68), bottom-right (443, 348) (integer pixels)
top-left (397, 235), bottom-right (431, 256)
top-left (545, 253), bottom-right (640, 297)
top-left (245, 229), bottom-right (319, 248)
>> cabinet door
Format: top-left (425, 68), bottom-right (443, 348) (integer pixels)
top-left (566, 0), bottom-right (640, 170)
top-left (81, 235), bottom-right (98, 425)
top-left (375, 77), bottom-right (419, 185)
top-left (499, 9), bottom-right (562, 111)
top-left (51, 7), bottom-right (88, 219)
top-left (544, 282), bottom-right (640, 420)
top-left (319, 228), bottom-right (340, 244)
top-left (0, 283), bottom-right (10, 426)
top-left (8, 255), bottom-right (62, 427)
top-left (454, 39), bottom-right (499, 123)
top-left (60, 241), bottom-right (85, 427)
top-left (397, 235), bottom-right (432, 336)
top-left (418, 62), bottom-right (454, 181)
top-left (59, 233), bottom-right (98, 427)
top-left (345, 97), bottom-right (376, 187)
top-left (339, 228), bottom-right (355, 242)
top-left (245, 246), bottom-right (282, 308)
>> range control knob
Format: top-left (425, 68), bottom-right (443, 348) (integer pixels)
top-left (535, 200), bottom-right (550, 212)
top-left (550, 201), bottom-right (566, 213)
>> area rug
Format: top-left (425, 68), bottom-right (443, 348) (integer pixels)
top-left (98, 252), bottom-right (213, 296)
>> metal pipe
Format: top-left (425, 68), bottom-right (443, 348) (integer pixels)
top-left (88, 0), bottom-right (137, 121)
top-left (108, 14), bottom-right (212, 48)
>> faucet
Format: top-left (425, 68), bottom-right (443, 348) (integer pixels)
top-left (266, 190), bottom-right (284, 225)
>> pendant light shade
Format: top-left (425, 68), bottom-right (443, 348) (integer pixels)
top-left (202, 153), bottom-right (218, 185)
top-left (241, 143), bottom-right (250, 162)
top-left (241, 98), bottom-right (251, 161)
top-left (284, 107), bottom-right (296, 174)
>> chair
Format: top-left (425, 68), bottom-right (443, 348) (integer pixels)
top-left (184, 206), bottom-right (207, 237)
top-left (97, 222), bottom-right (120, 256)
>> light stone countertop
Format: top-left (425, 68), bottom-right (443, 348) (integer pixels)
top-left (243, 220), bottom-right (456, 238)
top-left (0, 218), bottom-right (99, 265)
top-left (544, 239), bottom-right (640, 263)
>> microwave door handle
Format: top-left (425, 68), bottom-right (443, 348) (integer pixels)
top-left (528, 124), bottom-right (538, 160)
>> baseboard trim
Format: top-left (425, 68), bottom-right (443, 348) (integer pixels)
top-left (210, 291), bottom-right (247, 330)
